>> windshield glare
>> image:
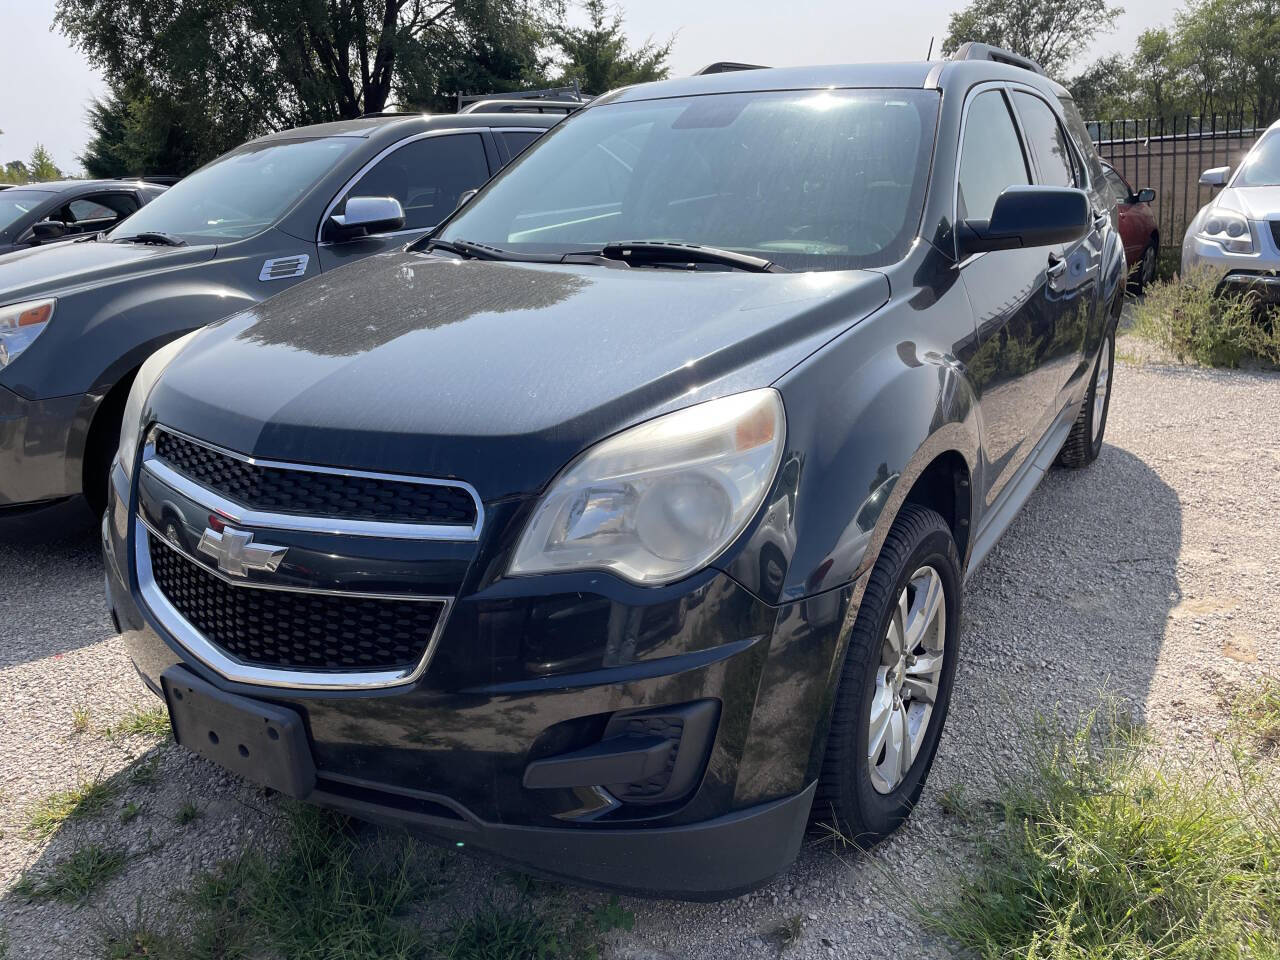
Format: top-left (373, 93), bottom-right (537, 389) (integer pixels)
top-left (0, 189), bottom-right (53, 234)
top-left (108, 137), bottom-right (358, 244)
top-left (442, 89), bottom-right (940, 272)
top-left (1234, 133), bottom-right (1280, 187)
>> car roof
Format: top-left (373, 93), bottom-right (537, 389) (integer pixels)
top-left (250, 111), bottom-right (561, 145)
top-left (4, 179), bottom-right (165, 194)
top-left (596, 59), bottom-right (1069, 105)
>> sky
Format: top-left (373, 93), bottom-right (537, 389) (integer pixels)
top-left (1, 0), bottom-right (1178, 174)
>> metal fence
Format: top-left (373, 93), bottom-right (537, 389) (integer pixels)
top-left (1086, 112), bottom-right (1275, 257)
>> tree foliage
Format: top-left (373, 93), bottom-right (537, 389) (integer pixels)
top-left (28, 145), bottom-right (63, 182)
top-left (59, 0), bottom-right (671, 174)
top-left (1069, 0), bottom-right (1280, 121)
top-left (551, 0), bottom-right (671, 95)
top-left (941, 0), bottom-right (1123, 77)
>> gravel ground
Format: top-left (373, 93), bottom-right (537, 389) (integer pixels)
top-left (1, 343), bottom-right (1277, 959)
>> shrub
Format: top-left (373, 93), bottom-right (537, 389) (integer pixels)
top-left (1132, 267), bottom-right (1280, 367)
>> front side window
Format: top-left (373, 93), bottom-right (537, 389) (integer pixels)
top-left (957, 90), bottom-right (1030, 222)
top-left (1013, 92), bottom-right (1078, 188)
top-left (0, 189), bottom-right (52, 233)
top-left (1234, 133), bottom-right (1280, 187)
top-left (63, 194), bottom-right (139, 232)
top-left (1103, 167), bottom-right (1130, 204)
top-left (441, 89), bottom-right (941, 272)
top-left (107, 137), bottom-right (360, 244)
top-left (335, 134), bottom-right (490, 232)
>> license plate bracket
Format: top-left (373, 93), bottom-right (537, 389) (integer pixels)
top-left (161, 665), bottom-right (316, 798)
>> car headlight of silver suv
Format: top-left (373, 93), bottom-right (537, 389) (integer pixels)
top-left (510, 388), bottom-right (786, 586)
top-left (116, 331), bottom-right (201, 479)
top-left (0, 298), bottom-right (56, 368)
top-left (1196, 208), bottom-right (1254, 254)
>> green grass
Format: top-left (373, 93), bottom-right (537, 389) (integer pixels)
top-left (175, 801), bottom-right (203, 826)
top-left (128, 755), bottom-right (162, 788)
top-left (119, 801), bottom-right (142, 824)
top-left (13, 843), bottom-right (127, 903)
top-left (1132, 267), bottom-right (1280, 367)
top-left (185, 805), bottom-right (426, 959)
top-left (99, 898), bottom-right (174, 958)
top-left (1234, 675), bottom-right (1280, 757)
top-left (27, 777), bottom-right (119, 838)
top-left (103, 707), bottom-right (172, 740)
top-left (71, 705), bottom-right (91, 735)
top-left (434, 895), bottom-right (634, 960)
top-left (928, 706), bottom-right (1280, 959)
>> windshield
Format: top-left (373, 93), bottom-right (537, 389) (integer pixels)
top-left (0, 189), bottom-right (52, 233)
top-left (441, 89), bottom-right (940, 272)
top-left (1234, 132), bottom-right (1280, 187)
top-left (107, 137), bottom-right (359, 244)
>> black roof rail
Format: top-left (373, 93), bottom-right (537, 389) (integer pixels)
top-left (458, 99), bottom-right (584, 115)
top-left (949, 42), bottom-right (1045, 76)
top-left (694, 61), bottom-right (770, 75)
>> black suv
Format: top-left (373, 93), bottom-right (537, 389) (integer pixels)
top-left (0, 178), bottom-right (169, 257)
top-left (0, 111), bottom-right (558, 516)
top-left (104, 47), bottom-right (1124, 898)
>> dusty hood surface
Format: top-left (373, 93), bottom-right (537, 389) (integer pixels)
top-left (151, 250), bottom-right (889, 499)
top-left (0, 237), bottom-right (216, 304)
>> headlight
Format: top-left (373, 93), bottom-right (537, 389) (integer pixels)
top-left (116, 331), bottom-right (201, 479)
top-left (509, 389), bottom-right (785, 585)
top-left (1197, 209), bottom-right (1254, 253)
top-left (0, 298), bottom-right (56, 368)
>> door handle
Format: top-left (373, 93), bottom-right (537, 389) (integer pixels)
top-left (1046, 253), bottom-right (1068, 279)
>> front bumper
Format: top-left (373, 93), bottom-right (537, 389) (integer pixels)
top-left (0, 384), bottom-right (92, 510)
top-left (103, 461), bottom-right (855, 898)
top-left (1181, 223), bottom-right (1280, 295)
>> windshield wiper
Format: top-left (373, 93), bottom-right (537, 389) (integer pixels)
top-left (418, 237), bottom-right (608, 265)
top-left (112, 231), bottom-right (187, 247)
top-left (598, 241), bottom-right (786, 273)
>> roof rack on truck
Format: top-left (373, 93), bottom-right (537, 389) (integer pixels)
top-left (948, 42), bottom-right (1045, 76)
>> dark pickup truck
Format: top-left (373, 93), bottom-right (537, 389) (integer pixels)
top-left (104, 46), bottom-right (1124, 898)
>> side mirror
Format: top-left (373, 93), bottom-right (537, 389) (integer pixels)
top-left (958, 185), bottom-right (1091, 257)
top-left (1134, 187), bottom-right (1156, 204)
top-left (31, 220), bottom-right (67, 242)
top-left (454, 188), bottom-right (479, 212)
top-left (326, 196), bottom-right (405, 241)
top-left (1199, 166), bottom-right (1229, 187)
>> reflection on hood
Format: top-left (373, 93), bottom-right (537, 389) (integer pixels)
top-left (236, 254), bottom-right (590, 358)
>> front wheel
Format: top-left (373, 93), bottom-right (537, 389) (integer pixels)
top-left (1128, 241), bottom-right (1157, 294)
top-left (1056, 327), bottom-right (1114, 468)
top-left (814, 504), bottom-right (961, 843)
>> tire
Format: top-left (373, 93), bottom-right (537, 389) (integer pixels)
top-left (81, 380), bottom-right (132, 518)
top-left (813, 503), bottom-right (961, 845)
top-left (1056, 326), bottom-right (1114, 469)
top-left (1128, 241), bottom-right (1157, 295)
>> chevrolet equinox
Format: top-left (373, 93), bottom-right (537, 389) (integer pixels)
top-left (103, 47), bottom-right (1124, 898)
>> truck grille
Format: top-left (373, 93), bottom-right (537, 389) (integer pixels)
top-left (147, 532), bottom-right (445, 672)
top-left (1270, 220), bottom-right (1280, 250)
top-left (153, 429), bottom-right (477, 527)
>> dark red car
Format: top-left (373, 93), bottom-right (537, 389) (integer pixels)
top-left (1102, 161), bottom-right (1159, 291)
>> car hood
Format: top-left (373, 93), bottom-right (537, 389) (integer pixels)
top-left (1217, 185), bottom-right (1280, 221)
top-left (0, 238), bottom-right (216, 305)
top-left (150, 250), bottom-right (889, 500)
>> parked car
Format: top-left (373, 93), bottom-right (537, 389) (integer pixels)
top-left (103, 44), bottom-right (1124, 898)
top-left (1183, 117), bottom-right (1280, 300)
top-left (1100, 161), bottom-right (1159, 292)
top-left (0, 179), bottom-right (169, 257)
top-left (0, 111), bottom-right (561, 516)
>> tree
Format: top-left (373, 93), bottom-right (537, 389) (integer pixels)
top-left (56, 0), bottom-right (556, 171)
top-left (1131, 29), bottom-right (1180, 119)
top-left (551, 0), bottom-right (671, 95)
top-left (941, 0), bottom-right (1124, 77)
top-left (1067, 54), bottom-right (1135, 121)
top-left (28, 145), bottom-right (61, 182)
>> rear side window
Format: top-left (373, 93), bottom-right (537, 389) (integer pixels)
top-left (957, 90), bottom-right (1029, 221)
top-left (1013, 92), bottom-right (1077, 188)
top-left (1058, 96), bottom-right (1107, 188)
top-left (497, 130), bottom-right (542, 159)
top-left (337, 133), bottom-right (491, 231)
top-left (67, 193), bottom-right (139, 223)
top-left (1103, 167), bottom-right (1129, 203)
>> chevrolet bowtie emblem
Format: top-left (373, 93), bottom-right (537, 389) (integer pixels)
top-left (197, 526), bottom-right (288, 578)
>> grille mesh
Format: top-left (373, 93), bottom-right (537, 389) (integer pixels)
top-left (148, 533), bottom-right (444, 672)
top-left (153, 430), bottom-right (477, 527)
top-left (1270, 221), bottom-right (1280, 250)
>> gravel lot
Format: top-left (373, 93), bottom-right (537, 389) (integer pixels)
top-left (2, 342), bottom-right (1277, 959)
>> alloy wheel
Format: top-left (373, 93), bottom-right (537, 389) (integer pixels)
top-left (868, 565), bottom-right (946, 794)
top-left (1141, 245), bottom-right (1157, 287)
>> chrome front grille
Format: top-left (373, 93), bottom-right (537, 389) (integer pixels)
top-left (149, 430), bottom-right (481, 537)
top-left (147, 531), bottom-right (446, 673)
